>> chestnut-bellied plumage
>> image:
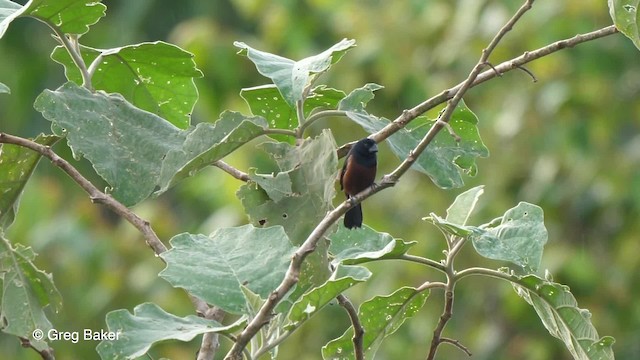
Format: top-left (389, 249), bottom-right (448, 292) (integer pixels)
top-left (340, 138), bottom-right (378, 229)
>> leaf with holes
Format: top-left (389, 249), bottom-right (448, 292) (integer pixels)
top-left (6, 0), bottom-right (106, 37)
top-left (51, 41), bottom-right (202, 128)
top-left (322, 287), bottom-right (429, 360)
top-left (609, 0), bottom-right (640, 50)
top-left (513, 274), bottom-right (615, 360)
top-left (469, 202), bottom-right (548, 272)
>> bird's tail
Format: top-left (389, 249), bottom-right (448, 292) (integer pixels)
top-left (344, 203), bottom-right (363, 229)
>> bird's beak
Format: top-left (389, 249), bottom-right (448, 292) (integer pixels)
top-left (370, 143), bottom-right (378, 153)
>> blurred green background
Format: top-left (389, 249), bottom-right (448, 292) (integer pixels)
top-left (1, 0), bottom-right (638, 359)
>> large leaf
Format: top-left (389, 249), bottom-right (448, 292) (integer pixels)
top-left (0, 234), bottom-right (61, 352)
top-left (235, 39), bottom-right (355, 106)
top-left (0, 0), bottom-right (23, 38)
top-left (322, 287), bottom-right (429, 360)
top-left (51, 42), bottom-right (203, 128)
top-left (285, 265), bottom-right (371, 330)
top-left (159, 225), bottom-right (295, 314)
top-left (9, 0), bottom-right (105, 36)
top-left (34, 82), bottom-right (267, 206)
top-left (328, 225), bottom-right (417, 265)
top-left (469, 202), bottom-right (548, 272)
top-left (0, 134), bottom-right (59, 229)
top-left (96, 303), bottom-right (246, 360)
top-left (514, 274), bottom-right (615, 360)
top-left (609, 0), bottom-right (640, 50)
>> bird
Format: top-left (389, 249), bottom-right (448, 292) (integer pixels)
top-left (340, 138), bottom-right (378, 229)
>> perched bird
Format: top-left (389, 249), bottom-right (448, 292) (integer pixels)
top-left (340, 138), bottom-right (378, 229)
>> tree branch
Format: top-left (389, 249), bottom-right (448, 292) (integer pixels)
top-left (214, 160), bottom-right (250, 182)
top-left (336, 293), bottom-right (365, 360)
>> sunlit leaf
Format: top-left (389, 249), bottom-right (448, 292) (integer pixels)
top-left (609, 0), bottom-right (640, 50)
top-left (0, 82), bottom-right (9, 93)
top-left (18, 0), bottom-right (105, 36)
top-left (329, 225), bottom-right (417, 265)
top-left (445, 185), bottom-right (484, 226)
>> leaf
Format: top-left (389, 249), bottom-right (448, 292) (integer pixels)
top-left (0, 82), bottom-right (9, 94)
top-left (338, 83), bottom-right (384, 112)
top-left (34, 82), bottom-right (188, 206)
top-left (96, 303), bottom-right (246, 360)
top-left (159, 225), bottom-right (295, 314)
top-left (240, 84), bottom-right (344, 143)
top-left (51, 41), bottom-right (203, 129)
top-left (322, 287), bottom-right (429, 360)
top-left (470, 202), bottom-right (548, 272)
top-left (248, 169), bottom-right (292, 203)
top-left (609, 0), bottom-right (640, 50)
top-left (513, 274), bottom-right (615, 360)
top-left (157, 111), bottom-right (268, 193)
top-left (285, 265), bottom-right (371, 330)
top-left (235, 39), bottom-right (356, 106)
top-left (35, 83), bottom-right (267, 206)
top-left (445, 185), bottom-right (484, 226)
top-left (343, 99), bottom-right (489, 189)
top-left (425, 213), bottom-right (473, 238)
top-left (328, 225), bottom-right (417, 265)
top-left (19, 0), bottom-right (105, 36)
top-left (0, 134), bottom-right (59, 229)
top-left (0, 0), bottom-right (22, 39)
top-left (0, 234), bottom-right (61, 352)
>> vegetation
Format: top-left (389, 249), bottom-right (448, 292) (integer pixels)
top-left (1, 1), bottom-right (638, 359)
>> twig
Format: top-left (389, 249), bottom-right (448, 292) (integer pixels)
top-left (197, 307), bottom-right (226, 360)
top-left (214, 160), bottom-right (250, 182)
top-left (0, 133), bottom-right (222, 359)
top-left (336, 294), bottom-right (365, 360)
top-left (440, 337), bottom-right (472, 357)
top-left (225, 18), bottom-right (620, 360)
top-left (20, 337), bottom-right (55, 360)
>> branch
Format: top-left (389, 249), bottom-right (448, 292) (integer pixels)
top-left (214, 160), bottom-right (250, 182)
top-left (336, 294), bottom-right (365, 360)
top-left (0, 133), bottom-right (222, 358)
top-left (225, 15), bottom-right (620, 360)
top-left (20, 337), bottom-right (54, 360)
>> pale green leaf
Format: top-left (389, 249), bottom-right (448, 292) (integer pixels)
top-left (514, 274), bottom-right (615, 360)
top-left (470, 202), bottom-right (548, 272)
top-left (0, 234), bottom-right (61, 352)
top-left (159, 225), bottom-right (295, 314)
top-left (322, 287), bottom-right (429, 360)
top-left (0, 82), bottom-right (9, 93)
top-left (248, 169), bottom-right (292, 203)
top-left (51, 41), bottom-right (203, 128)
top-left (96, 303), bottom-right (245, 360)
top-left (20, 0), bottom-right (105, 35)
top-left (445, 185), bottom-right (484, 226)
top-left (609, 0), bottom-right (640, 50)
top-left (328, 225), bottom-right (417, 265)
top-left (235, 39), bottom-right (355, 106)
top-left (0, 0), bottom-right (22, 38)
top-left (0, 134), bottom-right (59, 229)
top-left (286, 265), bottom-right (371, 330)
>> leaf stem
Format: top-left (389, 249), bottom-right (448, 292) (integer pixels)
top-left (297, 110), bottom-right (347, 137)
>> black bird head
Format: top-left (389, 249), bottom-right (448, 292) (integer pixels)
top-left (352, 138), bottom-right (378, 165)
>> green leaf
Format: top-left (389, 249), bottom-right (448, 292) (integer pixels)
top-left (240, 84), bottom-right (344, 143)
top-left (96, 303), bottom-right (246, 360)
top-left (513, 274), bottom-right (615, 360)
top-left (248, 169), bottom-right (292, 203)
top-left (286, 265), bottom-right (371, 330)
top-left (0, 134), bottom-right (59, 229)
top-left (51, 41), bottom-right (203, 129)
top-left (159, 225), bottom-right (295, 314)
top-left (0, 234), bottom-right (61, 352)
top-left (235, 39), bottom-right (355, 106)
top-left (0, 82), bottom-right (9, 94)
top-left (0, 0), bottom-right (22, 38)
top-left (425, 213), bottom-right (473, 238)
top-left (446, 185), bottom-right (484, 226)
top-left (19, 0), bottom-right (105, 36)
top-left (34, 82), bottom-right (187, 206)
top-left (470, 202), bottom-right (548, 272)
top-left (328, 225), bottom-right (417, 265)
top-left (609, 0), bottom-right (640, 50)
top-left (338, 83), bottom-right (384, 112)
top-left (322, 287), bottom-right (429, 360)
top-left (344, 99), bottom-right (489, 189)
top-left (157, 111), bottom-right (268, 193)
top-left (237, 130), bottom-right (338, 307)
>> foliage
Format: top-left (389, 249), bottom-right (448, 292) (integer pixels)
top-left (1, 0), bottom-right (637, 359)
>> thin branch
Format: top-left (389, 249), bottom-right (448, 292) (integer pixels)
top-left (197, 307), bottom-right (227, 360)
top-left (225, 21), bottom-right (620, 360)
top-left (20, 337), bottom-right (55, 360)
top-left (263, 128), bottom-right (297, 137)
top-left (440, 337), bottom-right (472, 357)
top-left (298, 110), bottom-right (347, 137)
top-left (399, 254), bottom-right (447, 273)
top-left (0, 133), bottom-right (222, 359)
top-left (214, 160), bottom-right (250, 182)
top-left (426, 288), bottom-right (455, 360)
top-left (336, 294), bottom-right (365, 360)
